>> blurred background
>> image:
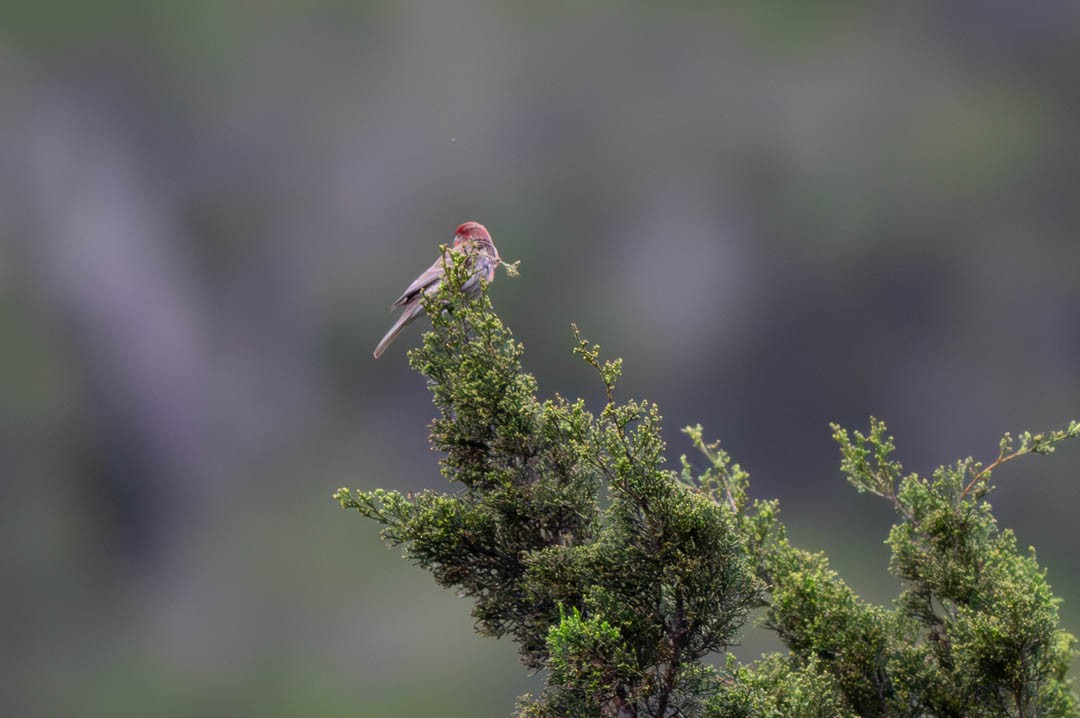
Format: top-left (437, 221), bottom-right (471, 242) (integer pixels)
top-left (2, 1), bottom-right (1080, 715)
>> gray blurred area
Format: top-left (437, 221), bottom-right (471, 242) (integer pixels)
top-left (2, 2), bottom-right (1080, 715)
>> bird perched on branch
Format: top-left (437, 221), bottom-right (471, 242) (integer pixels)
top-left (373, 221), bottom-right (500, 358)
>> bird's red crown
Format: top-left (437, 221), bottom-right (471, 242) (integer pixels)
top-left (453, 221), bottom-right (491, 244)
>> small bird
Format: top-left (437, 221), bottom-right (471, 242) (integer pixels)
top-left (373, 221), bottom-right (500, 358)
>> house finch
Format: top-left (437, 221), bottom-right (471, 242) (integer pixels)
top-left (373, 221), bottom-right (500, 358)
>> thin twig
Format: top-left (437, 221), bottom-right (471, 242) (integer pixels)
top-left (961, 448), bottom-right (1017, 498)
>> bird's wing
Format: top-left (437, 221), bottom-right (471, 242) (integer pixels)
top-left (390, 252), bottom-right (448, 309)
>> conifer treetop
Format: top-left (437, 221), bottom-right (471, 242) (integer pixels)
top-left (337, 255), bottom-right (1078, 717)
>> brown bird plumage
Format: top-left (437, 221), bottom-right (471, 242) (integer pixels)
top-left (373, 221), bottom-right (500, 358)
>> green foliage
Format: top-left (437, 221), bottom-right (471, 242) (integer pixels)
top-left (518, 607), bottom-right (643, 717)
top-left (336, 254), bottom-right (1078, 717)
top-left (708, 653), bottom-right (853, 718)
top-left (833, 420), bottom-right (1080, 717)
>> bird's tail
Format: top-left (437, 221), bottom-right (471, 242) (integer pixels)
top-left (373, 305), bottom-right (419, 358)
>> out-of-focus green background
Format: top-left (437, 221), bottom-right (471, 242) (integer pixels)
top-left (2, 2), bottom-right (1079, 715)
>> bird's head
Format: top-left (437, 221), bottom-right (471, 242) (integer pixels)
top-left (453, 221), bottom-right (498, 259)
